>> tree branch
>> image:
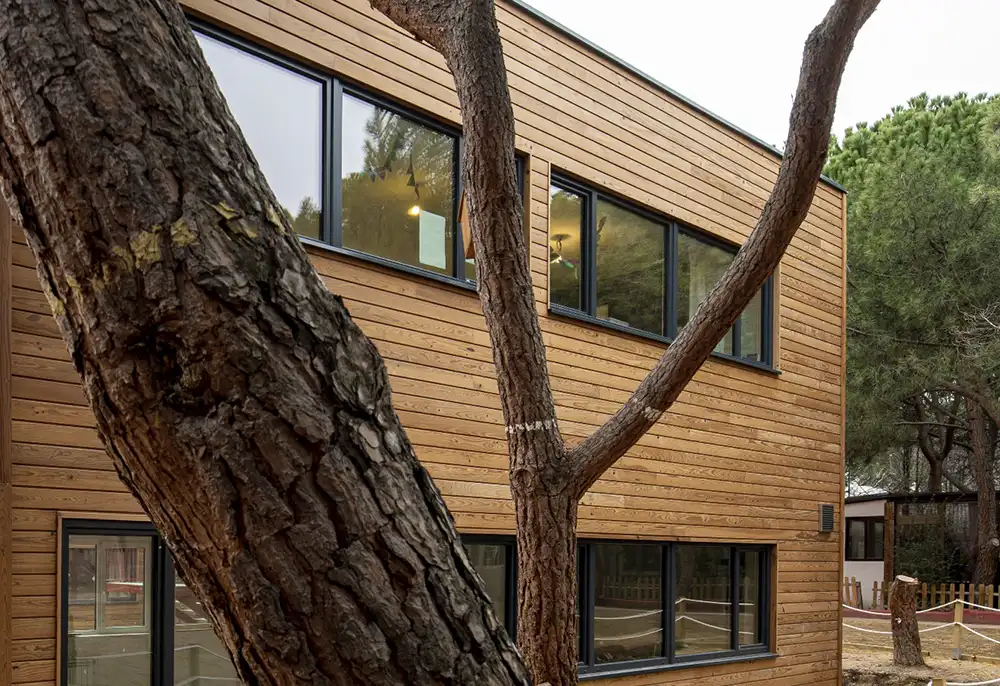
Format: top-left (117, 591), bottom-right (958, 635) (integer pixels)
top-left (564, 0), bottom-right (880, 496)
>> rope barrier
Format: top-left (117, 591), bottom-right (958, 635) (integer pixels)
top-left (960, 599), bottom-right (1000, 613)
top-left (594, 609), bottom-right (662, 621)
top-left (958, 623), bottom-right (1000, 646)
top-left (843, 622), bottom-right (955, 635)
top-left (674, 615), bottom-right (756, 636)
top-left (593, 626), bottom-right (662, 642)
top-left (843, 599), bottom-right (1000, 615)
top-left (925, 679), bottom-right (1000, 686)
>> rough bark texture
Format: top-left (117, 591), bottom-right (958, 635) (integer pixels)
top-left (0, 2), bottom-right (530, 684)
top-left (889, 575), bottom-right (925, 667)
top-left (968, 398), bottom-right (999, 586)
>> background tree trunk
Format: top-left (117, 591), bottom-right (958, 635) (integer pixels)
top-left (968, 398), bottom-right (999, 585)
top-left (889, 575), bottom-right (925, 667)
top-left (0, 2), bottom-right (529, 684)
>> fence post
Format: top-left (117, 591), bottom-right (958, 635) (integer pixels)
top-left (989, 584), bottom-right (995, 610)
top-left (952, 596), bottom-right (963, 660)
top-left (932, 679), bottom-right (947, 686)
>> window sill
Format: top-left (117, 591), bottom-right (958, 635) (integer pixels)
top-left (547, 304), bottom-right (778, 375)
top-left (579, 651), bottom-right (777, 681)
top-left (299, 236), bottom-right (479, 294)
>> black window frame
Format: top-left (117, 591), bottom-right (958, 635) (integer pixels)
top-left (548, 173), bottom-right (775, 371)
top-left (845, 516), bottom-right (885, 561)
top-left (192, 20), bottom-right (524, 293)
top-left (576, 541), bottom-right (772, 679)
top-left (59, 519), bottom-right (247, 686)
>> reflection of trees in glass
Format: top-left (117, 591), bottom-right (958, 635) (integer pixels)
top-left (595, 200), bottom-right (664, 334)
top-left (341, 98), bottom-right (455, 274)
top-left (678, 236), bottom-right (733, 354)
top-left (549, 188), bottom-right (583, 310)
top-left (284, 197), bottom-right (320, 239)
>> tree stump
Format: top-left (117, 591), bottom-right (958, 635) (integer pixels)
top-left (890, 575), bottom-right (925, 666)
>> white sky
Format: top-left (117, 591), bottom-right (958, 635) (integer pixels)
top-left (521, 0), bottom-right (1000, 149)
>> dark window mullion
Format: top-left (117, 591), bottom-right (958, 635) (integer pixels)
top-left (732, 317), bottom-right (743, 359)
top-left (731, 547), bottom-right (739, 652)
top-left (584, 192), bottom-right (598, 317)
top-left (763, 276), bottom-right (774, 366)
top-left (665, 544), bottom-right (675, 663)
top-left (329, 79), bottom-right (344, 248)
top-left (666, 224), bottom-right (678, 338)
top-left (506, 541), bottom-right (518, 640)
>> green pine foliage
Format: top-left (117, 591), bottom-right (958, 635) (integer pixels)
top-left (826, 93), bottom-right (1000, 480)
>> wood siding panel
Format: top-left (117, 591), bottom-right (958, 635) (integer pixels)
top-left (5, 1), bottom-right (846, 683)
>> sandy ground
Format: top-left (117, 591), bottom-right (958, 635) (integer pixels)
top-left (844, 651), bottom-right (1000, 684)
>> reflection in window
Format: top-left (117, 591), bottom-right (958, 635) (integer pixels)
top-left (196, 32), bottom-right (324, 239)
top-left (595, 200), bottom-right (664, 335)
top-left (847, 519), bottom-right (866, 560)
top-left (871, 521), bottom-right (885, 560)
top-left (678, 234), bottom-right (734, 355)
top-left (549, 186), bottom-right (584, 310)
top-left (675, 546), bottom-right (731, 656)
top-left (174, 578), bottom-right (238, 685)
top-left (738, 550), bottom-right (760, 646)
top-left (593, 543), bottom-right (663, 663)
top-left (341, 93), bottom-right (456, 275)
top-left (66, 535), bottom-right (152, 686)
top-left (740, 290), bottom-right (764, 362)
top-left (465, 543), bottom-right (508, 628)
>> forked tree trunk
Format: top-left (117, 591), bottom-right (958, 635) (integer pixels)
top-left (0, 2), bottom-right (528, 684)
top-left (968, 399), bottom-right (999, 586)
top-left (889, 575), bottom-right (925, 667)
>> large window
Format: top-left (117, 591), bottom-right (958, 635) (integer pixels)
top-left (846, 517), bottom-right (885, 561)
top-left (61, 520), bottom-right (238, 686)
top-left (196, 24), bottom-right (521, 287)
top-left (465, 536), bottom-right (771, 677)
top-left (578, 542), bottom-right (770, 675)
top-left (549, 176), bottom-right (774, 367)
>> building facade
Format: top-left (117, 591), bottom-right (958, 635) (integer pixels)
top-left (0, 1), bottom-right (848, 684)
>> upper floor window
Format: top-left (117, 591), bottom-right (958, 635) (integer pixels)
top-left (196, 24), bottom-right (521, 288)
top-left (549, 176), bottom-right (774, 367)
top-left (846, 517), bottom-right (885, 561)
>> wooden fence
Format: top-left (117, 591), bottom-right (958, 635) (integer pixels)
top-left (843, 576), bottom-right (1000, 611)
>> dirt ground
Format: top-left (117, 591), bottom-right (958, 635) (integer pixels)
top-left (844, 651), bottom-right (1000, 685)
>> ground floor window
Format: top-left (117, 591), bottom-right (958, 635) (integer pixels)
top-left (61, 520), bottom-right (240, 686)
top-left (462, 536), bottom-right (772, 677)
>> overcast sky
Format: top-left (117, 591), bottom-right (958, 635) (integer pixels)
top-left (522, 0), bottom-right (999, 149)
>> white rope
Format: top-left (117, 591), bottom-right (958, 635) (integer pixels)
top-left (842, 600), bottom-right (968, 615)
top-left (594, 609), bottom-right (662, 621)
top-left (843, 621), bottom-right (954, 635)
top-left (958, 622), bottom-right (1000, 646)
top-left (677, 615), bottom-right (754, 636)
top-left (842, 604), bottom-right (893, 616)
top-left (924, 679), bottom-right (1000, 686)
top-left (960, 599), bottom-right (1000, 613)
top-left (677, 597), bottom-right (754, 607)
top-left (918, 600), bottom-right (961, 614)
top-left (593, 626), bottom-right (662, 642)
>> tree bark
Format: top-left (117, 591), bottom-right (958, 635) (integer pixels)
top-left (0, 2), bottom-right (529, 684)
top-left (968, 398), bottom-right (999, 586)
top-left (889, 575), bottom-right (925, 667)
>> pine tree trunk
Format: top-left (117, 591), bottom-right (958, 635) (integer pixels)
top-left (0, 2), bottom-right (529, 684)
top-left (889, 575), bottom-right (925, 667)
top-left (968, 399), bottom-right (999, 586)
top-left (512, 483), bottom-right (579, 685)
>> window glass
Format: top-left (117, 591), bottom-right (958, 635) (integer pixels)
top-left (549, 186), bottom-right (584, 311)
top-left (196, 32), bottom-right (323, 239)
top-left (595, 200), bottom-right (664, 334)
top-left (870, 520), bottom-right (885, 560)
top-left (68, 544), bottom-right (97, 632)
top-left (66, 535), bottom-right (152, 686)
top-left (341, 93), bottom-right (456, 275)
top-left (593, 543), bottom-right (663, 663)
top-left (847, 519), bottom-right (866, 560)
top-left (465, 543), bottom-right (508, 628)
top-left (678, 234), bottom-right (733, 354)
top-left (740, 289), bottom-right (764, 362)
top-left (174, 577), bottom-right (239, 685)
top-left (675, 546), bottom-right (731, 656)
top-left (738, 551), bottom-right (761, 646)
